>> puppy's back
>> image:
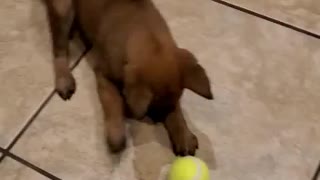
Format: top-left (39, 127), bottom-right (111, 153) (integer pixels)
top-left (75, 0), bottom-right (178, 80)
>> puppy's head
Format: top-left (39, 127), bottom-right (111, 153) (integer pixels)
top-left (123, 48), bottom-right (213, 119)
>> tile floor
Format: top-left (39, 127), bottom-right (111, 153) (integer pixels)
top-left (0, 0), bottom-right (319, 179)
top-left (220, 0), bottom-right (320, 35)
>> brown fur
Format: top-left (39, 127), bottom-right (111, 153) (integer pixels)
top-left (45, 0), bottom-right (213, 156)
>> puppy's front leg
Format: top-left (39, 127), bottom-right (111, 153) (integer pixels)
top-left (46, 0), bottom-right (75, 100)
top-left (164, 105), bottom-right (198, 156)
top-left (95, 71), bottom-right (126, 153)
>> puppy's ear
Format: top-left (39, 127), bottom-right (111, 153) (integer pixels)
top-left (123, 65), bottom-right (153, 119)
top-left (178, 48), bottom-right (213, 100)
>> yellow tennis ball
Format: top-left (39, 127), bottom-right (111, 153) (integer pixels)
top-left (168, 156), bottom-right (210, 180)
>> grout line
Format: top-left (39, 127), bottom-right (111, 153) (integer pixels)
top-left (0, 146), bottom-right (61, 180)
top-left (209, 1), bottom-right (320, 179)
top-left (5, 47), bottom-right (90, 153)
top-left (0, 47), bottom-right (90, 178)
top-left (312, 161), bottom-right (320, 180)
top-left (70, 47), bottom-right (91, 70)
top-left (5, 90), bottom-right (55, 152)
top-left (210, 0), bottom-right (320, 39)
top-left (0, 147), bottom-right (5, 163)
top-left (0, 154), bottom-right (5, 163)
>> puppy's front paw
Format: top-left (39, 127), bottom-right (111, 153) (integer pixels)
top-left (171, 130), bottom-right (199, 156)
top-left (106, 122), bottom-right (127, 153)
top-left (107, 134), bottom-right (126, 153)
top-left (55, 74), bottom-right (76, 100)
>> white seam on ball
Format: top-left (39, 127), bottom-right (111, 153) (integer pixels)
top-left (190, 157), bottom-right (202, 180)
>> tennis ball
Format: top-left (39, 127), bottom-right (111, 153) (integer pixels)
top-left (168, 156), bottom-right (210, 180)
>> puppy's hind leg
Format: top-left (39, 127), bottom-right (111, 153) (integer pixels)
top-left (95, 71), bottom-right (127, 153)
top-left (46, 0), bottom-right (76, 100)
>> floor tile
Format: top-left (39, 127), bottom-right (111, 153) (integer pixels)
top-left (222, 0), bottom-right (320, 35)
top-left (9, 0), bottom-right (320, 180)
top-left (11, 62), bottom-right (137, 180)
top-left (0, 0), bottom-right (83, 147)
top-left (155, 0), bottom-right (320, 179)
top-left (0, 157), bottom-right (49, 180)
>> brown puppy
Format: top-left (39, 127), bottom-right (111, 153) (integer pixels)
top-left (45, 0), bottom-right (213, 156)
